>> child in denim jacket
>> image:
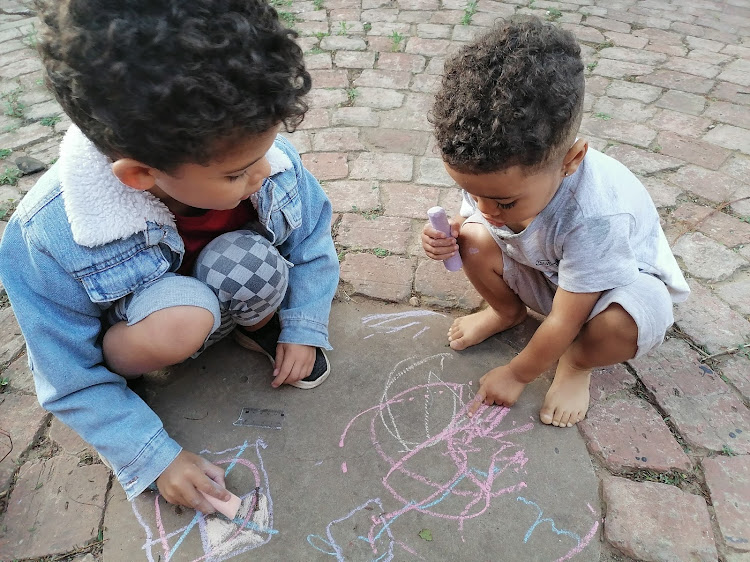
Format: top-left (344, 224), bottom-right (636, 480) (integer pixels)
top-left (422, 18), bottom-right (689, 428)
top-left (0, 0), bottom-right (339, 513)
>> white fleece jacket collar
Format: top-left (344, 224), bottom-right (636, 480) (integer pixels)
top-left (59, 125), bottom-right (293, 248)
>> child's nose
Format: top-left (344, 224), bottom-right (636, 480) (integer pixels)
top-left (476, 197), bottom-right (495, 214)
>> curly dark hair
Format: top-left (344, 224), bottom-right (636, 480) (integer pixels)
top-left (36, 0), bottom-right (311, 171)
top-left (431, 17), bottom-right (584, 174)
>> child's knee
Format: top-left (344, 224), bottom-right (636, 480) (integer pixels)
top-left (458, 222), bottom-right (502, 268)
top-left (194, 230), bottom-right (289, 325)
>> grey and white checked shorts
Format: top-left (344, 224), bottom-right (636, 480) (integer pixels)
top-left (108, 230), bottom-right (289, 353)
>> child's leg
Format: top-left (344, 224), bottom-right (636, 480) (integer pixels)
top-left (540, 273), bottom-right (674, 427)
top-left (103, 275), bottom-right (221, 377)
top-left (448, 222), bottom-right (527, 350)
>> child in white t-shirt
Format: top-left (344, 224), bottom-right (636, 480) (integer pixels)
top-left (422, 17), bottom-right (689, 427)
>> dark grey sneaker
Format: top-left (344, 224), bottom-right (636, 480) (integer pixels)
top-left (233, 314), bottom-right (331, 389)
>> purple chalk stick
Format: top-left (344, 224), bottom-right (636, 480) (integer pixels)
top-left (428, 206), bottom-right (462, 272)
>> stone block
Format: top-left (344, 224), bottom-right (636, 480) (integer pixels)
top-left (322, 179), bottom-right (380, 213)
top-left (606, 80), bottom-right (663, 103)
top-left (0, 305), bottom-right (24, 365)
top-left (672, 232), bottom-right (746, 281)
top-left (301, 152), bottom-right (348, 180)
top-left (704, 124), bottom-right (750, 156)
top-left (657, 131), bottom-right (731, 170)
top-left (1, 351), bottom-right (34, 394)
top-left (704, 101), bottom-right (750, 129)
top-left (0, 392), bottom-right (48, 492)
top-left (414, 258), bottom-right (483, 309)
top-left (589, 363), bottom-right (637, 402)
top-left (580, 116), bottom-right (656, 148)
top-left (579, 397), bottom-right (692, 472)
top-left (702, 455), bottom-right (750, 554)
top-left (652, 109), bottom-right (712, 138)
top-left (360, 128), bottom-right (429, 155)
top-left (349, 152), bottom-right (414, 181)
top-left (603, 476), bottom-right (718, 562)
top-left (605, 144), bottom-right (682, 174)
top-left (354, 69), bottom-right (412, 89)
top-left (339, 252), bottom-right (414, 301)
top-left (311, 127), bottom-right (365, 152)
top-left (637, 70), bottom-right (715, 94)
top-left (376, 52), bottom-right (426, 73)
top-left (717, 58), bottom-right (750, 87)
top-left (336, 213), bottom-right (412, 254)
top-left (381, 182), bottom-right (439, 218)
top-left (416, 157), bottom-right (454, 186)
top-left (668, 167), bottom-right (750, 208)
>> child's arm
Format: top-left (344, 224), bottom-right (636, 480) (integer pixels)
top-left (0, 223), bottom-right (226, 510)
top-left (470, 288), bottom-right (601, 414)
top-left (272, 138), bottom-right (339, 385)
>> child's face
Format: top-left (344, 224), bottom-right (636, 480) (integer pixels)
top-left (149, 125), bottom-right (280, 212)
top-left (445, 161), bottom-right (567, 232)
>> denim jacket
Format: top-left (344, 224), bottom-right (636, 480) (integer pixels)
top-left (0, 126), bottom-right (338, 499)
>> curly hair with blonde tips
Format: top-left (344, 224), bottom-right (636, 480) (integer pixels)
top-left (431, 17), bottom-right (584, 175)
top-left (35, 0), bottom-right (311, 172)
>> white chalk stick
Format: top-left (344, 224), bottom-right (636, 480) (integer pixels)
top-left (200, 490), bottom-right (242, 519)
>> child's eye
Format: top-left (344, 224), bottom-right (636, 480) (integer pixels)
top-left (227, 170), bottom-right (249, 182)
top-left (498, 201), bottom-right (516, 209)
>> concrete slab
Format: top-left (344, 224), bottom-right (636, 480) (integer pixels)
top-left (104, 301), bottom-right (600, 561)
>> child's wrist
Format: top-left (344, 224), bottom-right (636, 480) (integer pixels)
top-left (506, 360), bottom-right (538, 384)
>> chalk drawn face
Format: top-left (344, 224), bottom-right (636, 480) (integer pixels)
top-left (130, 440), bottom-right (277, 562)
top-left (444, 162), bottom-right (564, 233)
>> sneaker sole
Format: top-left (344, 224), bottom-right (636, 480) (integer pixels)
top-left (233, 329), bottom-right (331, 389)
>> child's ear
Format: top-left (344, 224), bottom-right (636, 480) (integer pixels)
top-left (111, 158), bottom-right (157, 191)
top-left (562, 139), bottom-right (588, 177)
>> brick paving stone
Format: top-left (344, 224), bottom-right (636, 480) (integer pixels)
top-left (404, 37), bottom-right (453, 57)
top-left (704, 100), bottom-right (750, 129)
top-left (349, 152), bottom-right (413, 181)
top-left (711, 81), bottom-right (750, 107)
top-left (668, 166), bottom-right (750, 207)
top-left (307, 88), bottom-right (349, 108)
top-left (414, 258), bottom-right (483, 309)
top-left (49, 417), bottom-right (95, 457)
top-left (301, 152), bottom-right (348, 180)
top-left (0, 392), bottom-right (47, 492)
top-left (606, 80), bottom-right (663, 103)
top-left (672, 232), bottom-right (746, 281)
top-left (598, 46), bottom-right (667, 66)
top-left (304, 52), bottom-right (333, 70)
top-left (603, 31), bottom-right (648, 49)
top-left (657, 131), bottom-right (731, 170)
top-left (584, 15), bottom-right (631, 33)
top-left (641, 177), bottom-right (683, 208)
top-left (675, 278), bottom-right (750, 355)
top-left (354, 69), bottom-right (412, 89)
top-left (416, 23), bottom-right (452, 39)
top-left (322, 179), bottom-right (380, 212)
top-left (1, 351), bottom-right (34, 394)
top-left (593, 96), bottom-right (657, 122)
top-left (437, 185), bottom-right (464, 214)
top-left (410, 73), bottom-right (441, 93)
top-left (703, 124), bottom-right (750, 155)
top-left (377, 92), bottom-right (435, 131)
top-left (376, 52), bottom-right (426, 73)
top-left (309, 69), bottom-right (349, 88)
top-left (561, 23), bottom-right (606, 44)
top-left (602, 476), bottom-right (718, 562)
top-left (655, 91), bottom-right (709, 118)
top-left (0, 122), bottom-right (53, 151)
top-left (336, 213), bottom-right (412, 254)
top-left (604, 144), bottom-right (682, 174)
top-left (579, 397), bottom-right (692, 472)
top-left (686, 35), bottom-right (726, 52)
top-left (592, 58), bottom-right (655, 79)
top-left (331, 106), bottom-right (379, 127)
top-left (701, 455), bottom-right (750, 555)
top-left (0, 306), bottom-right (24, 366)
top-left (0, 456), bottom-right (110, 560)
top-left (722, 43), bottom-right (750, 59)
top-left (716, 354), bottom-right (750, 404)
top-left (311, 127), bottom-right (365, 152)
top-left (631, 338), bottom-right (750, 453)
top-left (451, 25), bottom-right (486, 42)
top-left (580, 116), bottom-right (656, 148)
top-left (282, 130), bottom-right (312, 153)
top-left (675, 200), bottom-right (750, 244)
top-left (416, 157), bottom-right (454, 187)
top-left (381, 182), bottom-right (439, 218)
top-left (353, 87), bottom-right (405, 109)
top-left (632, 26), bottom-right (686, 46)
top-left (589, 363), bottom-right (637, 402)
top-left (637, 69), bottom-right (715, 94)
top-left (717, 58), bottom-right (750, 87)
top-left (424, 56), bottom-right (445, 74)
top-left (298, 107), bottom-right (331, 130)
top-left (585, 75), bottom-right (610, 97)
top-left (688, 49), bottom-right (733, 65)
top-left (715, 267), bottom-right (750, 316)
top-left (651, 109), bottom-right (712, 138)
top-left (320, 35), bottom-right (367, 51)
top-left (663, 56), bottom-right (721, 79)
top-left (360, 128), bottom-right (429, 155)
top-left (339, 252), bottom-right (414, 301)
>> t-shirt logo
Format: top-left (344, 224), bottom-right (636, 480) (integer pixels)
top-left (536, 259), bottom-right (559, 267)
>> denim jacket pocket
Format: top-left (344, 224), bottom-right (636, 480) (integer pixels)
top-left (265, 178), bottom-right (302, 246)
top-left (75, 243), bottom-right (173, 303)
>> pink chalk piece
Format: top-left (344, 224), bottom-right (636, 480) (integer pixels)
top-left (427, 206), bottom-right (463, 272)
top-left (200, 490), bottom-right (242, 519)
top-left (341, 461), bottom-right (348, 473)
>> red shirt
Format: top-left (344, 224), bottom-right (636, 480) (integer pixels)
top-left (174, 202), bottom-right (256, 274)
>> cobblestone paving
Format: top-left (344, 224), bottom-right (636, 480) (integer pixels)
top-left (0, 0), bottom-right (749, 560)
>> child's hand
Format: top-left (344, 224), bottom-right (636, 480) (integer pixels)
top-left (156, 450), bottom-right (230, 513)
top-left (421, 220), bottom-right (460, 261)
top-left (468, 365), bottom-right (528, 417)
top-left (273, 342), bottom-right (316, 387)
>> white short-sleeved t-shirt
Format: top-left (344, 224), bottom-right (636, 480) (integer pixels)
top-left (460, 148), bottom-right (690, 303)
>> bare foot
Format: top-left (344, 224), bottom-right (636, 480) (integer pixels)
top-left (448, 307), bottom-right (527, 351)
top-left (539, 364), bottom-right (591, 428)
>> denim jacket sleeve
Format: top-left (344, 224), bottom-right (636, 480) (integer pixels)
top-left (0, 191), bottom-right (182, 500)
top-left (272, 136), bottom-right (339, 349)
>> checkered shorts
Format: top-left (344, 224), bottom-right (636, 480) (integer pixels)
top-left (194, 230), bottom-right (289, 346)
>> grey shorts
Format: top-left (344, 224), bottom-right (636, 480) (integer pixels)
top-left (466, 217), bottom-right (674, 358)
top-left (107, 230), bottom-right (289, 354)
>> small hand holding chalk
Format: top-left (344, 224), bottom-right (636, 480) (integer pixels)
top-left (200, 490), bottom-right (242, 519)
top-left (427, 206), bottom-right (462, 271)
